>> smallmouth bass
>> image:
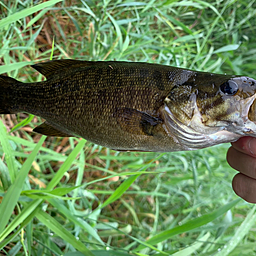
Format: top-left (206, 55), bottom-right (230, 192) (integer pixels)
top-left (0, 59), bottom-right (256, 152)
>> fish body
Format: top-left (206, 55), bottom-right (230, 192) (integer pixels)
top-left (0, 59), bottom-right (256, 152)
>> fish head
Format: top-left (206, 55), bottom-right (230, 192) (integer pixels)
top-left (162, 73), bottom-right (256, 149)
top-left (199, 76), bottom-right (256, 129)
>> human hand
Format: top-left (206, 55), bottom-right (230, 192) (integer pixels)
top-left (227, 136), bottom-right (256, 203)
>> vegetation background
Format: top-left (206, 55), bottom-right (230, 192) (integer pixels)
top-left (0, 0), bottom-right (256, 255)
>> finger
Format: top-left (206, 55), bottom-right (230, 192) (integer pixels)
top-left (232, 173), bottom-right (256, 203)
top-left (231, 136), bottom-right (256, 157)
top-left (227, 146), bottom-right (256, 179)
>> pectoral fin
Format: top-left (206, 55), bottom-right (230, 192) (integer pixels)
top-left (33, 122), bottom-right (73, 137)
top-left (115, 107), bottom-right (162, 136)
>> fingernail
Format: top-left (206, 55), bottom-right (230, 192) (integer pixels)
top-left (248, 138), bottom-right (256, 155)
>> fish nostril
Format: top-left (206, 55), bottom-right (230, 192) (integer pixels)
top-left (246, 80), bottom-right (255, 86)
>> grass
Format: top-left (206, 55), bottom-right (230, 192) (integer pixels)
top-left (0, 0), bottom-right (256, 255)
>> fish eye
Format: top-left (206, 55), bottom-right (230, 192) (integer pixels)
top-left (220, 80), bottom-right (239, 95)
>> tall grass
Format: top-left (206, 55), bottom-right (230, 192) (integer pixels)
top-left (0, 0), bottom-right (256, 255)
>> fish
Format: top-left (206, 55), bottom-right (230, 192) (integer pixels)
top-left (0, 59), bottom-right (256, 152)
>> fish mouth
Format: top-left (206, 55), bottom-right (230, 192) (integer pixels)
top-left (161, 104), bottom-right (232, 150)
top-left (162, 92), bottom-right (256, 150)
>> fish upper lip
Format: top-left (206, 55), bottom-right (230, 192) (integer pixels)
top-left (242, 96), bottom-right (255, 119)
top-left (248, 95), bottom-right (256, 122)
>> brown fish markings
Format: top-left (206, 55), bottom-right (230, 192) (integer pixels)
top-left (0, 59), bottom-right (256, 152)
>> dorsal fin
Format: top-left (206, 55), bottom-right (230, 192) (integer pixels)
top-left (31, 59), bottom-right (91, 79)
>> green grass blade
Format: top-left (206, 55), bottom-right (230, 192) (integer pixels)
top-left (0, 0), bottom-right (63, 30)
top-left (216, 205), bottom-right (256, 255)
top-left (0, 120), bottom-right (17, 183)
top-left (22, 186), bottom-right (81, 197)
top-left (0, 138), bottom-right (86, 243)
top-left (46, 139), bottom-right (86, 190)
top-left (0, 139), bottom-right (86, 240)
top-left (100, 174), bottom-right (141, 209)
top-left (0, 203), bottom-right (41, 249)
top-left (26, 9), bottom-right (49, 28)
top-left (134, 199), bottom-right (240, 251)
top-left (63, 250), bottom-right (133, 256)
top-left (21, 186), bottom-right (81, 200)
top-left (0, 158), bottom-right (11, 190)
top-left (49, 198), bottom-right (105, 245)
top-left (194, 0), bottom-right (225, 25)
top-left (0, 135), bottom-right (46, 234)
top-left (0, 200), bottom-right (42, 244)
top-left (36, 210), bottom-right (95, 256)
top-left (213, 44), bottom-right (240, 54)
top-left (0, 62), bottom-right (33, 75)
top-left (158, 11), bottom-right (192, 35)
top-left (50, 37), bottom-right (55, 60)
top-left (91, 250), bottom-right (133, 256)
top-left (10, 114), bottom-right (35, 133)
top-left (106, 13), bottom-right (123, 53)
top-left (172, 232), bottom-right (210, 256)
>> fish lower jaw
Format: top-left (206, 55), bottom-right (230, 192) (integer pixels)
top-left (229, 119), bottom-right (256, 137)
top-left (206, 120), bottom-right (256, 145)
top-left (206, 130), bottom-right (241, 145)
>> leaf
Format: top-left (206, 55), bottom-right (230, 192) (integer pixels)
top-left (0, 135), bottom-right (46, 234)
top-left (0, 158), bottom-right (11, 190)
top-left (37, 210), bottom-right (95, 256)
top-left (172, 232), bottom-right (210, 256)
top-left (133, 199), bottom-right (240, 251)
top-left (26, 9), bottom-right (49, 28)
top-left (216, 205), bottom-right (256, 255)
top-left (214, 44), bottom-right (240, 54)
top-left (46, 139), bottom-right (86, 190)
top-left (0, 0), bottom-right (63, 30)
top-left (21, 186), bottom-right (81, 200)
top-left (0, 119), bottom-right (16, 183)
top-left (10, 114), bottom-right (35, 133)
top-left (0, 62), bottom-right (33, 75)
top-left (64, 250), bottom-right (132, 256)
top-left (0, 202), bottom-right (41, 249)
top-left (100, 174), bottom-right (141, 209)
top-left (0, 139), bottom-right (85, 242)
top-left (106, 13), bottom-right (123, 51)
top-left (49, 198), bottom-right (105, 245)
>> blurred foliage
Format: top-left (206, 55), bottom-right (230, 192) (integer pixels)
top-left (0, 0), bottom-right (256, 255)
